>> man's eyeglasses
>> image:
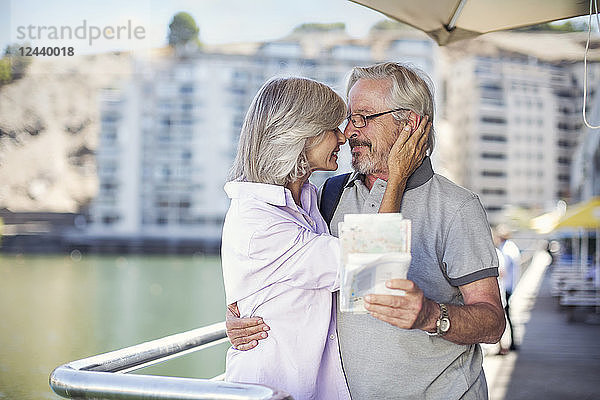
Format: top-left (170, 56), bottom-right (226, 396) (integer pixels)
top-left (345, 108), bottom-right (411, 129)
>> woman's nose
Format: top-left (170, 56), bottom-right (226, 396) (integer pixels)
top-left (337, 128), bottom-right (347, 144)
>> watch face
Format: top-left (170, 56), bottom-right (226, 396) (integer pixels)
top-left (440, 318), bottom-right (450, 332)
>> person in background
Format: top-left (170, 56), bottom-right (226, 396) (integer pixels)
top-left (494, 224), bottom-right (521, 352)
top-left (488, 233), bottom-right (510, 356)
top-left (221, 76), bottom-right (429, 399)
top-left (227, 62), bottom-right (505, 399)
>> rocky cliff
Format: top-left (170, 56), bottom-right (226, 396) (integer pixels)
top-left (0, 53), bottom-right (131, 212)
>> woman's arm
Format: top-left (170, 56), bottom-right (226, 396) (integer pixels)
top-left (379, 115), bottom-right (430, 213)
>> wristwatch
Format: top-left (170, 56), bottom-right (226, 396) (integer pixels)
top-left (436, 303), bottom-right (450, 336)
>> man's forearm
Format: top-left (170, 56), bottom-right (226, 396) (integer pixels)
top-left (420, 298), bottom-right (505, 345)
top-left (379, 176), bottom-right (407, 213)
top-left (364, 277), bottom-right (505, 345)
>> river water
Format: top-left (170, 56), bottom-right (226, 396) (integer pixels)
top-left (0, 253), bottom-right (229, 399)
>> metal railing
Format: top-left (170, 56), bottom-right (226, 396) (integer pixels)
top-left (49, 321), bottom-right (292, 400)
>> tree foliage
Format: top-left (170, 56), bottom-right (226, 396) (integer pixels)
top-left (513, 21), bottom-right (586, 33)
top-left (168, 12), bottom-right (200, 47)
top-left (370, 20), bottom-right (410, 31)
top-left (292, 23), bottom-right (346, 33)
top-left (0, 44), bottom-right (32, 87)
top-left (0, 58), bottom-right (11, 85)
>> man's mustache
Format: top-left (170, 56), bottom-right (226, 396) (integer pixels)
top-left (349, 139), bottom-right (371, 149)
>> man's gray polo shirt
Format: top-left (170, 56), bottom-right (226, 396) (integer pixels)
top-left (327, 157), bottom-right (498, 399)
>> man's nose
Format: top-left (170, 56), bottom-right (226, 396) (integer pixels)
top-left (343, 122), bottom-right (358, 139)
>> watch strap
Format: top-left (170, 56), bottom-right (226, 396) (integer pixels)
top-left (436, 303), bottom-right (450, 336)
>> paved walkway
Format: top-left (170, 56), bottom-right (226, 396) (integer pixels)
top-left (483, 252), bottom-right (600, 400)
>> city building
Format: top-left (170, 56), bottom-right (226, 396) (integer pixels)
top-left (85, 26), bottom-right (438, 251)
top-left (440, 32), bottom-right (600, 224)
top-left (571, 74), bottom-right (600, 203)
top-left (85, 28), bottom-right (600, 248)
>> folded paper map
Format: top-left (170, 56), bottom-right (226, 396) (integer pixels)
top-left (339, 213), bottom-right (411, 313)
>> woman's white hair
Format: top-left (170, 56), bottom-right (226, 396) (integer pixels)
top-left (229, 77), bottom-right (346, 185)
top-left (346, 62), bottom-right (436, 153)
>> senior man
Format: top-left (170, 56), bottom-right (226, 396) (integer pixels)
top-left (227, 62), bottom-right (505, 399)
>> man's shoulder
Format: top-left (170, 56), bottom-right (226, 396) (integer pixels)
top-left (318, 172), bottom-right (354, 225)
top-left (317, 172), bottom-right (353, 192)
top-left (405, 173), bottom-right (486, 225)
top-left (327, 172), bottom-right (354, 185)
top-left (429, 173), bottom-right (479, 205)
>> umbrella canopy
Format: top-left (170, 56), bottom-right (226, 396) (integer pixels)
top-left (530, 210), bottom-right (563, 235)
top-left (554, 197), bottom-right (600, 230)
top-left (350, 0), bottom-right (590, 45)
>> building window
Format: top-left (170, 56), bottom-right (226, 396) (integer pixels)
top-left (211, 216), bottom-right (225, 226)
top-left (557, 157), bottom-right (570, 165)
top-left (103, 127), bottom-right (117, 142)
top-left (102, 214), bottom-right (120, 224)
top-left (481, 152), bottom-right (506, 160)
top-left (180, 84), bottom-right (194, 94)
top-left (480, 83), bottom-right (502, 91)
top-left (481, 116), bottom-right (506, 124)
top-left (485, 206), bottom-right (502, 212)
top-left (482, 188), bottom-right (506, 195)
top-left (557, 140), bottom-right (571, 148)
top-left (155, 197), bottom-right (169, 208)
top-left (481, 170), bottom-right (506, 177)
top-left (481, 97), bottom-right (505, 106)
top-left (102, 113), bottom-right (120, 123)
top-left (101, 182), bottom-right (118, 190)
top-left (481, 135), bottom-right (507, 142)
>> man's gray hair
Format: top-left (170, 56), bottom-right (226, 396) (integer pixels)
top-left (229, 77), bottom-right (346, 185)
top-left (346, 62), bottom-right (436, 153)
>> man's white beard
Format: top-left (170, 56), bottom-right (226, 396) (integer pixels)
top-left (351, 150), bottom-right (388, 175)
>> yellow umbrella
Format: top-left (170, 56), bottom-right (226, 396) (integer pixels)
top-left (552, 197), bottom-right (600, 274)
top-left (530, 210), bottom-right (563, 234)
top-left (554, 197), bottom-right (600, 230)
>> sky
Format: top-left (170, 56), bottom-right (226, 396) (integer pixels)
top-left (0, 0), bottom-right (389, 55)
top-left (0, 0), bottom-right (594, 56)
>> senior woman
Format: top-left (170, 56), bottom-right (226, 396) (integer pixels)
top-left (221, 77), bottom-right (428, 399)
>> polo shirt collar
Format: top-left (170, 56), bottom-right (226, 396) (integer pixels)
top-left (346, 156), bottom-right (434, 191)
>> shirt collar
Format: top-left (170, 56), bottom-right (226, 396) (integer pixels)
top-left (224, 180), bottom-right (313, 210)
top-left (346, 156), bottom-right (434, 191)
top-left (224, 181), bottom-right (287, 206)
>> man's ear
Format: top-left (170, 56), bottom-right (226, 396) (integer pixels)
top-left (407, 111), bottom-right (422, 132)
